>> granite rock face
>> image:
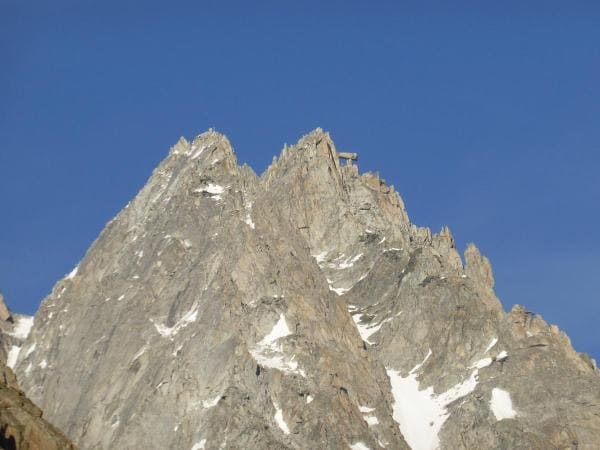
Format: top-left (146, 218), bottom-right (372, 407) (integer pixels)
top-left (11, 129), bottom-right (600, 450)
top-left (0, 295), bottom-right (75, 450)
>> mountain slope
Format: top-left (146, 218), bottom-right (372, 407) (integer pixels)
top-left (12, 129), bottom-right (600, 450)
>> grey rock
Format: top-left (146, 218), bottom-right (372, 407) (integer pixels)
top-left (11, 128), bottom-right (600, 450)
top-left (0, 292), bottom-right (11, 322)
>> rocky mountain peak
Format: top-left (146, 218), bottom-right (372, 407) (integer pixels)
top-left (464, 242), bottom-right (495, 290)
top-left (8, 129), bottom-right (600, 450)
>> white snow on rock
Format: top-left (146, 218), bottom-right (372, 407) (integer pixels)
top-left (250, 314), bottom-right (306, 377)
top-left (364, 415), bottom-right (379, 426)
top-left (410, 349), bottom-right (432, 373)
top-left (352, 315), bottom-right (383, 344)
top-left (24, 343), bottom-right (36, 357)
top-left (485, 338), bottom-right (498, 353)
top-left (469, 357), bottom-right (493, 370)
top-left (313, 251), bottom-right (329, 265)
top-left (350, 311), bottom-right (399, 345)
top-left (386, 349), bottom-right (482, 450)
top-left (274, 404), bottom-right (290, 434)
top-left (39, 359), bottom-right (48, 369)
top-left (327, 253), bottom-right (363, 270)
top-left (329, 284), bottom-right (350, 296)
top-left (243, 201), bottom-right (255, 229)
top-left (358, 404), bottom-right (379, 426)
top-left (6, 346), bottom-right (21, 369)
top-left (194, 183), bottom-right (225, 201)
top-left (191, 439), bottom-right (207, 450)
top-left (9, 316), bottom-right (34, 340)
top-left (496, 350), bottom-right (508, 361)
top-left (132, 345), bottom-right (147, 361)
top-left (151, 305), bottom-right (199, 339)
top-left (349, 442), bottom-right (370, 450)
top-left (66, 265), bottom-right (79, 280)
top-left (306, 395), bottom-right (314, 404)
top-left (202, 395), bottom-right (221, 408)
top-left (490, 388), bottom-right (517, 420)
top-left (189, 143), bottom-right (208, 160)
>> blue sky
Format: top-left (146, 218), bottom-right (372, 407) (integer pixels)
top-left (1, 1), bottom-right (598, 358)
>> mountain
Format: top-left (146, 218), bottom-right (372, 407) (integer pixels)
top-left (0, 294), bottom-right (75, 450)
top-left (10, 129), bottom-right (600, 449)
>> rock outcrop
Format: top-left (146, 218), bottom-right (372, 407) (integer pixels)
top-left (10, 129), bottom-right (600, 449)
top-left (0, 296), bottom-right (75, 450)
top-left (0, 293), bottom-right (12, 322)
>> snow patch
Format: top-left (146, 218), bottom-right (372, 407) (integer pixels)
top-left (202, 395), bottom-right (221, 408)
top-left (189, 143), bottom-right (208, 159)
top-left (306, 395), bottom-right (314, 404)
top-left (24, 343), bottom-right (36, 357)
top-left (351, 312), bottom-right (399, 345)
top-left (6, 346), bottom-right (20, 369)
top-left (357, 402), bottom-right (380, 425)
top-left (330, 253), bottom-right (363, 270)
top-left (352, 315), bottom-right (383, 344)
top-left (39, 359), bottom-right (48, 369)
top-left (274, 404), bottom-right (290, 434)
top-left (250, 314), bottom-right (305, 377)
top-left (132, 345), bottom-right (147, 361)
top-left (329, 285), bottom-right (350, 296)
top-left (194, 183), bottom-right (225, 201)
top-left (152, 305), bottom-right (199, 339)
top-left (383, 248), bottom-right (402, 253)
top-left (469, 357), bottom-right (493, 370)
top-left (9, 316), bottom-right (34, 340)
top-left (66, 265), bottom-right (78, 280)
top-left (490, 388), bottom-right (516, 420)
top-left (496, 350), bottom-right (508, 361)
top-left (386, 349), bottom-right (482, 450)
top-left (244, 201), bottom-right (255, 229)
top-left (365, 415), bottom-right (379, 426)
top-left (485, 338), bottom-right (498, 353)
top-left (350, 443), bottom-right (370, 450)
top-left (191, 439), bottom-right (207, 450)
top-left (313, 251), bottom-right (328, 264)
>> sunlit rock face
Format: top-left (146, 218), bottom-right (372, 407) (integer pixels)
top-left (13, 129), bottom-right (600, 449)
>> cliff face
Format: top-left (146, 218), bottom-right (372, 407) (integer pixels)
top-left (10, 129), bottom-right (600, 450)
top-left (0, 295), bottom-right (75, 450)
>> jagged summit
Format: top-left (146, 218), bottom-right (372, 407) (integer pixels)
top-left (9, 129), bottom-right (600, 449)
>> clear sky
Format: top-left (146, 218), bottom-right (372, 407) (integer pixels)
top-left (1, 1), bottom-right (599, 359)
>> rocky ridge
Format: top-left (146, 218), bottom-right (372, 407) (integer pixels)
top-left (10, 129), bottom-right (600, 449)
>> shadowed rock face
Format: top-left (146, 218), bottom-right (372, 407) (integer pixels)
top-left (10, 129), bottom-right (600, 450)
top-left (0, 297), bottom-right (75, 450)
